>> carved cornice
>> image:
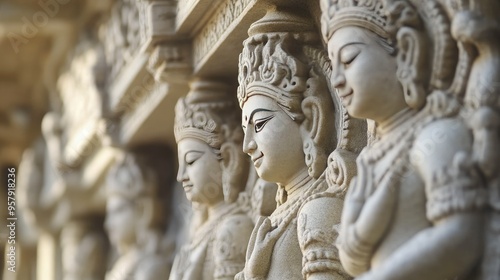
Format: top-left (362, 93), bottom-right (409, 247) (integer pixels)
top-left (142, 1), bottom-right (178, 50)
top-left (148, 42), bottom-right (192, 83)
top-left (193, 0), bottom-right (254, 67)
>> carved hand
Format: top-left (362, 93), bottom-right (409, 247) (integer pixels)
top-left (353, 168), bottom-right (400, 245)
top-left (244, 217), bottom-right (285, 279)
top-left (338, 168), bottom-right (401, 276)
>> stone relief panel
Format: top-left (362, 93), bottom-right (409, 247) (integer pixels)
top-left (103, 0), bottom-right (148, 80)
top-left (235, 7), bottom-right (365, 280)
top-left (105, 144), bottom-right (175, 280)
top-left (170, 79), bottom-right (254, 280)
top-left (320, 0), bottom-right (499, 279)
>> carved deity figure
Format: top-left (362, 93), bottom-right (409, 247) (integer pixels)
top-left (170, 80), bottom-right (254, 280)
top-left (60, 220), bottom-right (109, 280)
top-left (320, 0), bottom-right (496, 279)
top-left (235, 8), bottom-right (365, 280)
top-left (105, 145), bottom-right (174, 280)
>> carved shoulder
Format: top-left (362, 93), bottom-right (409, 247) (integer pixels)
top-left (213, 213), bottom-right (254, 280)
top-left (411, 118), bottom-right (487, 222)
top-left (410, 118), bottom-right (472, 184)
top-left (298, 195), bottom-right (350, 279)
top-left (216, 213), bottom-right (254, 241)
top-left (299, 195), bottom-right (344, 232)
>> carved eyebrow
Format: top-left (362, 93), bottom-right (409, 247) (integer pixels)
top-left (335, 42), bottom-right (364, 59)
top-left (245, 108), bottom-right (275, 127)
top-left (184, 150), bottom-right (204, 162)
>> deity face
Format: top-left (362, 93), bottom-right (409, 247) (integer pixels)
top-left (328, 26), bottom-right (407, 123)
top-left (177, 138), bottom-right (224, 206)
top-left (242, 95), bottom-right (307, 186)
top-left (104, 195), bottom-right (137, 253)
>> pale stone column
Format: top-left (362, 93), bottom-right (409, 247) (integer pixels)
top-left (37, 233), bottom-right (61, 280)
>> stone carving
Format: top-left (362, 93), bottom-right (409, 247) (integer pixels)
top-left (17, 113), bottom-right (80, 232)
top-left (105, 145), bottom-right (175, 280)
top-left (235, 8), bottom-right (365, 279)
top-left (170, 79), bottom-right (254, 280)
top-left (193, 0), bottom-right (253, 65)
top-left (60, 219), bottom-right (109, 280)
top-left (321, 0), bottom-right (498, 279)
top-left (148, 43), bottom-right (192, 84)
top-left (104, 0), bottom-right (147, 80)
top-left (57, 38), bottom-right (106, 167)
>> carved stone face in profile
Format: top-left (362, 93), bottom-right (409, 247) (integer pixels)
top-left (174, 80), bottom-right (249, 206)
top-left (328, 27), bottom-right (406, 123)
top-left (241, 95), bottom-right (307, 186)
top-left (177, 138), bottom-right (224, 205)
top-left (105, 195), bottom-right (137, 252)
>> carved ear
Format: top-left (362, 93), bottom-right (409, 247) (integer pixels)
top-left (220, 142), bottom-right (248, 203)
top-left (396, 27), bottom-right (428, 110)
top-left (301, 95), bottom-right (330, 178)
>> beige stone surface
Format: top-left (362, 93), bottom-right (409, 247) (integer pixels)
top-left (1, 0), bottom-right (498, 279)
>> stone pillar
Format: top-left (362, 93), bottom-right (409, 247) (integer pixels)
top-left (37, 233), bottom-right (60, 280)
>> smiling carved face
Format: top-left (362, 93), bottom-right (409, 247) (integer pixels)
top-left (241, 95), bottom-right (307, 186)
top-left (177, 138), bottom-right (224, 206)
top-left (328, 26), bottom-right (407, 123)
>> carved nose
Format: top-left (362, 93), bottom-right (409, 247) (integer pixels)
top-left (243, 134), bottom-right (257, 155)
top-left (331, 70), bottom-right (346, 89)
top-left (176, 164), bottom-right (188, 182)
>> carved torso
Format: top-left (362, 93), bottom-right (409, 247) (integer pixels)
top-left (357, 113), bottom-right (431, 267)
top-left (345, 105), bottom-right (487, 279)
top-left (170, 204), bottom-right (253, 280)
top-left (243, 176), bottom-right (350, 279)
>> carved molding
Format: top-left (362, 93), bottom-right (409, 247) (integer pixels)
top-left (193, 0), bottom-right (254, 66)
top-left (148, 43), bottom-right (192, 83)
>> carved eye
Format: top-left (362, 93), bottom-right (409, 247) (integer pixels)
top-left (340, 46), bottom-right (360, 67)
top-left (185, 151), bottom-right (203, 165)
top-left (254, 115), bottom-right (274, 133)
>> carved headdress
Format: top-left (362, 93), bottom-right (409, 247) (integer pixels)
top-left (107, 153), bottom-right (157, 200)
top-left (175, 80), bottom-right (242, 150)
top-left (320, 0), bottom-right (388, 42)
top-left (237, 8), bottom-right (324, 118)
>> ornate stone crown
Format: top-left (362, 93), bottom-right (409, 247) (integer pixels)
top-left (237, 8), bottom-right (323, 114)
top-left (320, 0), bottom-right (388, 42)
top-left (175, 80), bottom-right (240, 148)
top-left (107, 153), bottom-right (157, 200)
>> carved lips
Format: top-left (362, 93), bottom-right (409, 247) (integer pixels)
top-left (339, 89), bottom-right (353, 106)
top-left (183, 184), bottom-right (193, 193)
top-left (252, 152), bottom-right (264, 168)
